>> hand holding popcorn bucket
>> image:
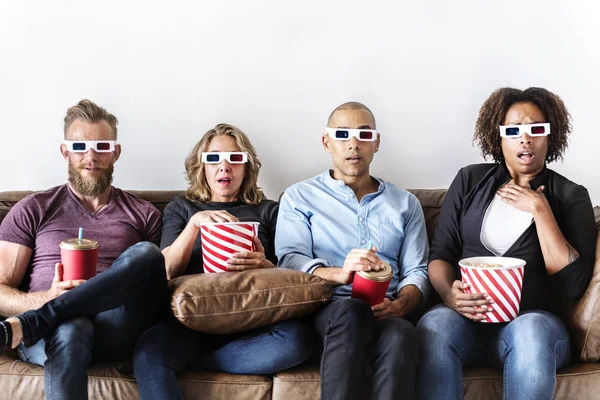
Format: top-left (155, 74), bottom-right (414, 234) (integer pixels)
top-left (459, 256), bottom-right (526, 323)
top-left (199, 222), bottom-right (260, 273)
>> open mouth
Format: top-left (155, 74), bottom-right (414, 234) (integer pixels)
top-left (217, 177), bottom-right (232, 185)
top-left (517, 150), bottom-right (535, 164)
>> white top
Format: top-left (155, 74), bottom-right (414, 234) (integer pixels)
top-left (481, 194), bottom-right (533, 256)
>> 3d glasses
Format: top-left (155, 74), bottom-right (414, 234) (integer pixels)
top-left (499, 123), bottom-right (550, 138)
top-left (63, 140), bottom-right (116, 153)
top-left (325, 128), bottom-right (377, 141)
top-left (201, 152), bottom-right (248, 164)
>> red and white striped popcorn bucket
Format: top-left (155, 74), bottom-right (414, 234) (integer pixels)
top-left (199, 222), bottom-right (259, 273)
top-left (459, 257), bottom-right (526, 323)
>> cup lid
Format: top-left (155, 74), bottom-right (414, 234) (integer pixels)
top-left (60, 238), bottom-right (99, 250)
top-left (357, 261), bottom-right (393, 282)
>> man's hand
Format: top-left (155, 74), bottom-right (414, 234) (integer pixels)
top-left (44, 263), bottom-right (86, 301)
top-left (333, 248), bottom-right (385, 285)
top-left (372, 285), bottom-right (422, 319)
top-left (227, 236), bottom-right (274, 271)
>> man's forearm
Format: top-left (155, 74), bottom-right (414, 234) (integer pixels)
top-left (312, 266), bottom-right (345, 285)
top-left (0, 283), bottom-right (46, 316)
top-left (395, 284), bottom-right (422, 316)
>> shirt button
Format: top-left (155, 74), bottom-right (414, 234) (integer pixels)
top-left (359, 217), bottom-right (364, 222)
top-left (361, 239), bottom-right (366, 244)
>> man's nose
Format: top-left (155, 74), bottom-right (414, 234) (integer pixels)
top-left (82, 148), bottom-right (99, 159)
top-left (347, 136), bottom-right (361, 149)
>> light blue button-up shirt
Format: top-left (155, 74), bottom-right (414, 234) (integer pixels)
top-left (275, 170), bottom-right (430, 301)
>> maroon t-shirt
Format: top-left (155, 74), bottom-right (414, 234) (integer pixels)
top-left (0, 185), bottom-right (162, 292)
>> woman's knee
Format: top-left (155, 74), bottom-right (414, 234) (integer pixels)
top-left (503, 311), bottom-right (571, 365)
top-left (270, 320), bottom-right (314, 361)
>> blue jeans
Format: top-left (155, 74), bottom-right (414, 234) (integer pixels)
top-left (313, 298), bottom-right (419, 400)
top-left (414, 304), bottom-right (572, 400)
top-left (132, 318), bottom-right (314, 400)
top-left (17, 242), bottom-right (167, 400)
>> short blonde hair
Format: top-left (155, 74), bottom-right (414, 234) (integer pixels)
top-left (184, 124), bottom-right (264, 204)
top-left (63, 99), bottom-right (118, 139)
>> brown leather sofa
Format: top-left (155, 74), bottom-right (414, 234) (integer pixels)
top-left (1, 189), bottom-right (600, 400)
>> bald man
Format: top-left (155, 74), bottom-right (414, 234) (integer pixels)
top-left (275, 102), bottom-right (430, 400)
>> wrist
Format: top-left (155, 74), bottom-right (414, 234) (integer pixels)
top-left (531, 197), bottom-right (550, 217)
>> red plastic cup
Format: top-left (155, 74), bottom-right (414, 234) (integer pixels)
top-left (351, 261), bottom-right (393, 306)
top-left (459, 256), bottom-right (526, 323)
top-left (199, 222), bottom-right (259, 273)
top-left (60, 238), bottom-right (99, 280)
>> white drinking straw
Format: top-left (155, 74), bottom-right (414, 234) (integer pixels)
top-left (78, 227), bottom-right (83, 241)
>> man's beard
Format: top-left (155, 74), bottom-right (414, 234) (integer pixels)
top-left (68, 159), bottom-right (114, 196)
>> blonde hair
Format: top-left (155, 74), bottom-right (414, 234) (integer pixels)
top-left (184, 124), bottom-right (264, 204)
top-left (63, 99), bottom-right (118, 139)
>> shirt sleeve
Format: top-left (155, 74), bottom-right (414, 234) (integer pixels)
top-left (429, 168), bottom-right (465, 271)
top-left (143, 206), bottom-right (163, 247)
top-left (0, 196), bottom-right (40, 248)
top-left (395, 195), bottom-right (431, 303)
top-left (549, 184), bottom-right (597, 301)
top-left (275, 189), bottom-right (332, 273)
top-left (160, 198), bottom-right (188, 250)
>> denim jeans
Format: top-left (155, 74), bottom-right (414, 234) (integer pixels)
top-left (414, 304), bottom-right (572, 400)
top-left (17, 242), bottom-right (167, 400)
top-left (312, 298), bottom-right (419, 400)
top-left (132, 318), bottom-right (314, 400)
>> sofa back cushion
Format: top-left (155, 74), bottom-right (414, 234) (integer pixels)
top-left (407, 189), bottom-right (447, 245)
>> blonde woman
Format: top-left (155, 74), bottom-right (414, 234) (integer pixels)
top-left (132, 124), bottom-right (312, 400)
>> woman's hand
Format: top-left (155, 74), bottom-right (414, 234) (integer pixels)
top-left (442, 280), bottom-right (494, 322)
top-left (226, 235), bottom-right (274, 271)
top-left (497, 184), bottom-right (549, 214)
top-left (189, 210), bottom-right (239, 227)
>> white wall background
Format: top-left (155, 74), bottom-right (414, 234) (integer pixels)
top-left (1, 0), bottom-right (599, 204)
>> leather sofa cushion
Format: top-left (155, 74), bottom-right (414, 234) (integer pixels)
top-left (169, 268), bottom-right (332, 334)
top-left (570, 207), bottom-right (600, 361)
top-left (273, 363), bottom-right (600, 400)
top-left (0, 351), bottom-right (273, 400)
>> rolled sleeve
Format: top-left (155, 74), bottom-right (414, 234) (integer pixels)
top-left (275, 189), bottom-right (327, 273)
top-left (395, 196), bottom-right (431, 304)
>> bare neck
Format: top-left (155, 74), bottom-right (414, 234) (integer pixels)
top-left (333, 170), bottom-right (378, 202)
top-left (68, 184), bottom-right (112, 213)
top-left (505, 164), bottom-right (544, 188)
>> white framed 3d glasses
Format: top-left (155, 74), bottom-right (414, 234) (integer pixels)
top-left (63, 140), bottom-right (116, 153)
top-left (325, 128), bottom-right (378, 142)
top-left (201, 152), bottom-right (248, 164)
top-left (499, 123), bottom-right (550, 138)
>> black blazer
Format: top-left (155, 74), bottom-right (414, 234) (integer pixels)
top-left (430, 163), bottom-right (597, 316)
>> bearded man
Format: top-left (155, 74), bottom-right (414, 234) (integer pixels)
top-left (0, 99), bottom-right (167, 400)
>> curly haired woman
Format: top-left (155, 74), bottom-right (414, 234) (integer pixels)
top-left (415, 87), bottom-right (597, 400)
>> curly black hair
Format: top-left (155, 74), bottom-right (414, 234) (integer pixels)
top-left (473, 87), bottom-right (571, 163)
